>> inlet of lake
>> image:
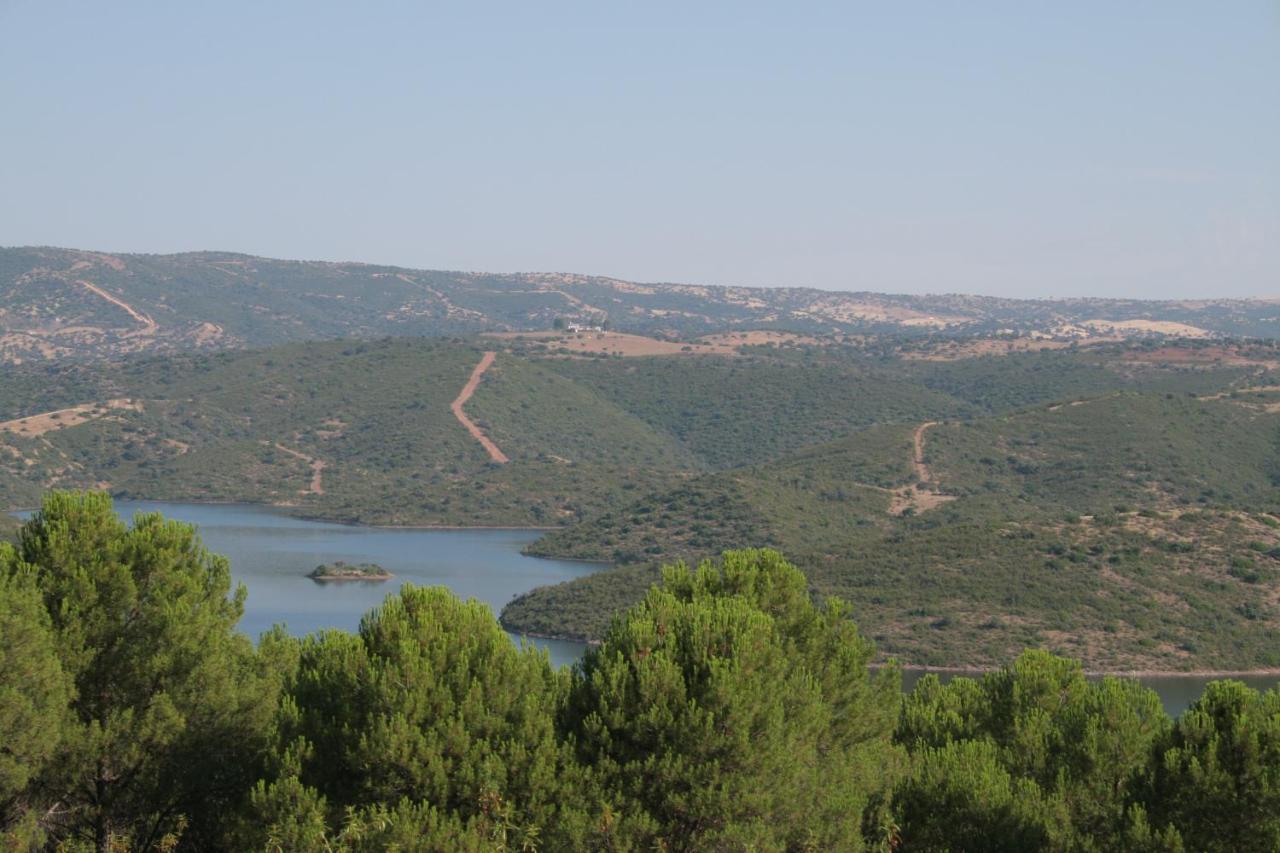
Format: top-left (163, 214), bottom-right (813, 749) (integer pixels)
top-left (12, 500), bottom-right (1280, 716)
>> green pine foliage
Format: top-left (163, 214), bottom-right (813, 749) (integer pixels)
top-left (251, 586), bottom-right (573, 849)
top-left (562, 549), bottom-right (903, 850)
top-left (1143, 680), bottom-right (1280, 851)
top-left (3, 492), bottom-right (283, 850)
top-left (0, 514), bottom-right (19, 542)
top-left (5, 495), bottom-right (1280, 850)
top-left (0, 555), bottom-right (71, 846)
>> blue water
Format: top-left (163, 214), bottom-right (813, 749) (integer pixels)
top-left (11, 501), bottom-right (1279, 714)
top-left (16, 501), bottom-right (594, 668)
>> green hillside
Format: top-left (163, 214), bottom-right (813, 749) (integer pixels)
top-left (545, 357), bottom-right (969, 468)
top-left (901, 347), bottom-right (1262, 411)
top-left (0, 338), bottom-right (695, 525)
top-left (9, 332), bottom-right (1280, 669)
top-left (506, 394), bottom-right (1280, 671)
top-left (926, 393), bottom-right (1280, 511)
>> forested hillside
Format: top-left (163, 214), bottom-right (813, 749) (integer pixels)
top-left (0, 338), bottom-right (699, 526)
top-left (8, 245), bottom-right (1280, 364)
top-left (7, 334), bottom-right (1280, 670)
top-left (509, 391), bottom-right (1280, 671)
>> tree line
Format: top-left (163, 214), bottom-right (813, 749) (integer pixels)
top-left (2, 493), bottom-right (1278, 851)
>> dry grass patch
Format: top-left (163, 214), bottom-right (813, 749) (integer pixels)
top-left (0, 399), bottom-right (143, 437)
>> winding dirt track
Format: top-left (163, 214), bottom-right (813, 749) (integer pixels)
top-left (888, 421), bottom-right (954, 516)
top-left (451, 352), bottom-right (509, 464)
top-left (912, 421), bottom-right (938, 483)
top-left (271, 443), bottom-right (326, 495)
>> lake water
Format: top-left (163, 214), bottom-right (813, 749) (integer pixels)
top-left (11, 500), bottom-right (1279, 715)
top-left (18, 500), bottom-right (595, 668)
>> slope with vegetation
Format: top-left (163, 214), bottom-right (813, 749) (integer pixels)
top-left (0, 338), bottom-right (697, 526)
top-left (5, 335), bottom-right (1279, 670)
top-left (3, 497), bottom-right (1278, 850)
top-left (508, 392), bottom-right (1280, 672)
top-left (9, 245), bottom-right (1280, 364)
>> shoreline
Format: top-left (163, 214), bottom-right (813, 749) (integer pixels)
top-left (11, 499), bottom-right (1280, 681)
top-left (877, 662), bottom-right (1280, 680)
top-left (499, 638), bottom-right (1280, 680)
top-left (518, 549), bottom-right (614, 566)
top-left (506, 628), bottom-right (602, 647)
top-left (7, 496), bottom-right (561, 533)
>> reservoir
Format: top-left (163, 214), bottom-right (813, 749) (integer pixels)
top-left (12, 500), bottom-right (1280, 714)
top-left (24, 500), bottom-right (596, 668)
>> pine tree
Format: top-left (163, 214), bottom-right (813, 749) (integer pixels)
top-left (1144, 679), bottom-right (1280, 852)
top-left (249, 584), bottom-right (573, 849)
top-left (895, 650), bottom-right (1179, 851)
top-left (563, 548), bottom-right (902, 851)
top-left (0, 549), bottom-right (71, 845)
top-left (14, 492), bottom-right (279, 851)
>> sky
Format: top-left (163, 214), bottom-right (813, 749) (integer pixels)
top-left (1, 2), bottom-right (1277, 298)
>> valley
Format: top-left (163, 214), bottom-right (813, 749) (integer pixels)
top-left (3, 326), bottom-right (1279, 673)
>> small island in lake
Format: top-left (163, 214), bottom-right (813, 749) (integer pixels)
top-left (307, 561), bottom-right (394, 582)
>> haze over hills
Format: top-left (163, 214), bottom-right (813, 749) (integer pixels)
top-left (5, 245), bottom-right (1280, 364)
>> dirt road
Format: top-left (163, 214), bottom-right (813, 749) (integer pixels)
top-left (912, 421), bottom-right (938, 483)
top-left (271, 443), bottom-right (327, 495)
top-left (451, 352), bottom-right (509, 464)
top-left (75, 280), bottom-right (156, 332)
top-left (888, 421), bottom-right (954, 516)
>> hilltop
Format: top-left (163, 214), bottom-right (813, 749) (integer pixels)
top-left (6, 245), bottom-right (1280, 364)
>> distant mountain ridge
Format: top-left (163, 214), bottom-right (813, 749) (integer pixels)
top-left (3, 245), bottom-right (1280, 363)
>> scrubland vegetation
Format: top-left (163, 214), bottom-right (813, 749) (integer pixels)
top-left (5, 337), bottom-right (1280, 671)
top-left (3, 493), bottom-right (1279, 851)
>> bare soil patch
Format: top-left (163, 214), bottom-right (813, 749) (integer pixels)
top-left (902, 336), bottom-right (1120, 361)
top-left (696, 330), bottom-right (825, 348)
top-left (487, 331), bottom-right (735, 357)
top-left (1123, 346), bottom-right (1280, 369)
top-left (1082, 319), bottom-right (1212, 338)
top-left (887, 422), bottom-right (956, 516)
top-left (0, 399), bottom-right (143, 437)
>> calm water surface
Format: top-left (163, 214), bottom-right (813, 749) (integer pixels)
top-left (13, 501), bottom-right (1279, 714)
top-left (19, 501), bottom-right (595, 668)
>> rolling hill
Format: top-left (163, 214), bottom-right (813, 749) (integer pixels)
top-left (0, 338), bottom-right (701, 526)
top-left (505, 392), bottom-right (1280, 672)
top-left (7, 245), bottom-right (1280, 365)
top-left (6, 329), bottom-right (1280, 671)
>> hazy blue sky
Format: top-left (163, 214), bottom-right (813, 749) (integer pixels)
top-left (1, 2), bottom-right (1276, 298)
